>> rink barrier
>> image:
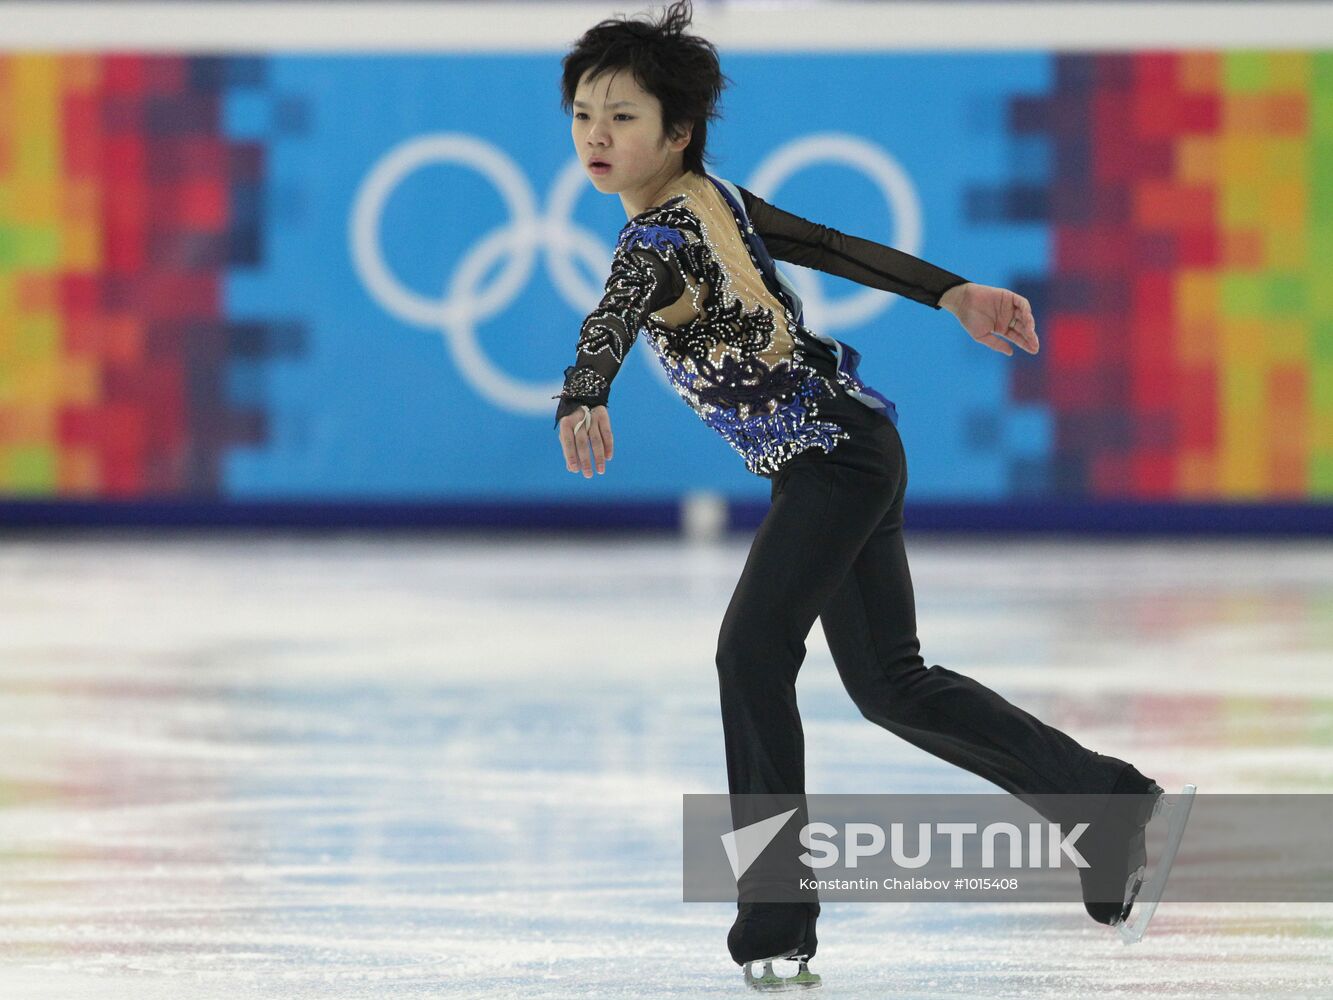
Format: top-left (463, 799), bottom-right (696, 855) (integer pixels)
top-left (729, 500), bottom-right (1333, 536)
top-left (1, 499), bottom-right (1331, 535)
top-left (0, 499), bottom-right (681, 532)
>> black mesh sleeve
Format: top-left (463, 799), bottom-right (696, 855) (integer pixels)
top-left (736, 185), bottom-right (970, 310)
top-left (552, 224), bottom-right (688, 429)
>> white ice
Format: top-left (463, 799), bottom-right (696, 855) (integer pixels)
top-left (0, 534), bottom-right (1330, 998)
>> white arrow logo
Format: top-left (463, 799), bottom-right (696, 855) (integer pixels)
top-left (721, 808), bottom-right (799, 881)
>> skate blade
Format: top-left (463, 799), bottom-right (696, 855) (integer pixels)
top-left (743, 953), bottom-right (822, 992)
top-left (1114, 783), bottom-right (1197, 945)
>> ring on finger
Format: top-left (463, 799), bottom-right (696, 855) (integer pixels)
top-left (574, 404), bottom-right (593, 435)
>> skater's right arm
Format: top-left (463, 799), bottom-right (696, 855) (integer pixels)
top-left (554, 215), bottom-right (689, 477)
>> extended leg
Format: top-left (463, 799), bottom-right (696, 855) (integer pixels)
top-left (815, 429), bottom-right (1169, 930)
top-left (817, 430), bottom-right (1129, 819)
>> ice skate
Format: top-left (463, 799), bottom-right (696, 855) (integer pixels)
top-left (1076, 764), bottom-right (1196, 943)
top-left (1076, 765), bottom-right (1159, 925)
top-left (730, 901), bottom-right (821, 992)
top-left (742, 950), bottom-right (822, 992)
top-left (1112, 783), bottom-right (1197, 943)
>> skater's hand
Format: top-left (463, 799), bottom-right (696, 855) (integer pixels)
top-left (558, 404), bottom-right (613, 478)
top-left (940, 283), bottom-right (1039, 357)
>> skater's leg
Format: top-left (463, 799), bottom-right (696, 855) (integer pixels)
top-left (816, 421), bottom-right (1168, 928)
top-left (715, 443), bottom-right (897, 967)
top-left (818, 421), bottom-right (1131, 819)
top-left (715, 452), bottom-right (895, 797)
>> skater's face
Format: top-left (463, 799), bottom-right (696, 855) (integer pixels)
top-left (571, 68), bottom-right (691, 210)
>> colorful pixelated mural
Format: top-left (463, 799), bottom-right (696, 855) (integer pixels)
top-left (0, 54), bottom-right (301, 497)
top-left (0, 51), bottom-right (1328, 503)
top-left (1001, 53), bottom-right (1332, 500)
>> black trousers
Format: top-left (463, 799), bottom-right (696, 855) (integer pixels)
top-left (715, 401), bottom-right (1129, 818)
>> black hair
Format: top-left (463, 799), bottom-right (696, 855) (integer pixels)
top-left (560, 0), bottom-right (730, 176)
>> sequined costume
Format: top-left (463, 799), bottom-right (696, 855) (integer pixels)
top-left (552, 169), bottom-right (970, 477)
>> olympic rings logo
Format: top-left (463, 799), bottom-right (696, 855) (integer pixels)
top-left (349, 132), bottom-right (924, 415)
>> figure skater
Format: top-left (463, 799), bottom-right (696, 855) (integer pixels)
top-left (552, 2), bottom-right (1182, 990)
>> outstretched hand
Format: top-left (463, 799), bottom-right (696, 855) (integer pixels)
top-left (558, 404), bottom-right (613, 478)
top-left (940, 283), bottom-right (1040, 356)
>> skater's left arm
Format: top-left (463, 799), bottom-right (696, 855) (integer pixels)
top-left (736, 186), bottom-right (969, 310)
top-left (737, 187), bottom-right (1038, 356)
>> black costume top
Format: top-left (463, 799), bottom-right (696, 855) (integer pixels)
top-left (553, 169), bottom-right (969, 478)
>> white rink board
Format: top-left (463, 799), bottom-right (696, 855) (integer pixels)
top-left (1, 2), bottom-right (1332, 50)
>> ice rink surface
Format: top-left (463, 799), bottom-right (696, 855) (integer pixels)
top-left (1, 532), bottom-right (1330, 999)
